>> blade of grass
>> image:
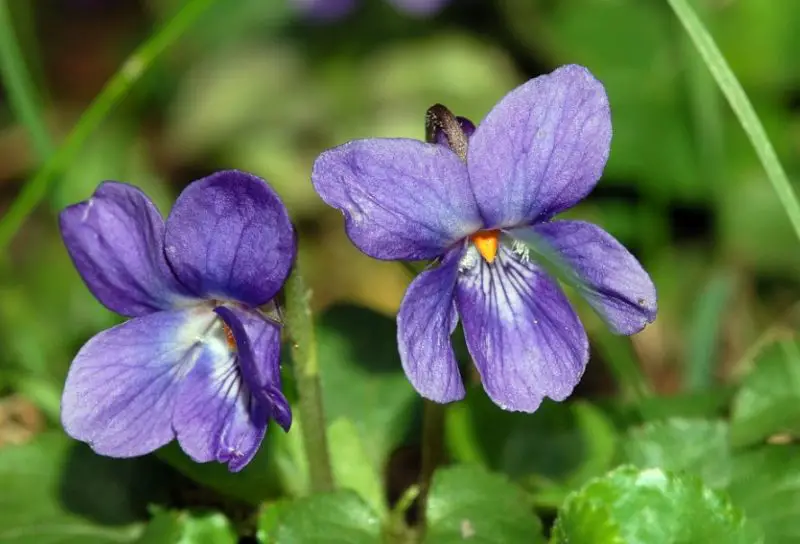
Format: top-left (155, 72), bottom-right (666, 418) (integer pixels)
top-left (0, 0), bottom-right (54, 161)
top-left (666, 0), bottom-right (800, 243)
top-left (0, 0), bottom-right (218, 252)
top-left (685, 271), bottom-right (735, 391)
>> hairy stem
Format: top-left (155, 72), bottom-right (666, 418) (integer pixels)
top-left (418, 399), bottom-right (445, 530)
top-left (284, 263), bottom-right (335, 494)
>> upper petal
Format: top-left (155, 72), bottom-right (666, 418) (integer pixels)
top-left (61, 307), bottom-right (214, 457)
top-left (312, 138), bottom-right (482, 260)
top-left (467, 65), bottom-right (612, 228)
top-left (59, 182), bottom-right (193, 317)
top-left (397, 248), bottom-right (465, 403)
top-left (456, 245), bottom-right (588, 412)
top-left (164, 170), bottom-right (296, 306)
top-left (523, 221), bottom-right (657, 335)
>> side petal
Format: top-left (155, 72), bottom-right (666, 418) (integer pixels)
top-left (456, 246), bottom-right (588, 412)
top-left (312, 138), bottom-right (482, 260)
top-left (61, 307), bottom-right (214, 457)
top-left (215, 305), bottom-right (291, 432)
top-left (164, 171), bottom-right (296, 307)
top-left (467, 65), bottom-right (612, 228)
top-left (397, 248), bottom-right (465, 403)
top-left (59, 182), bottom-right (192, 317)
top-left (524, 221), bottom-right (657, 335)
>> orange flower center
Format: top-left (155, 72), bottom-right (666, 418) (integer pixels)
top-left (470, 229), bottom-right (500, 263)
top-left (223, 323), bottom-right (237, 351)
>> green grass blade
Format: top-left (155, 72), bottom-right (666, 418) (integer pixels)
top-left (0, 0), bottom-right (54, 161)
top-left (666, 0), bottom-right (800, 243)
top-left (0, 0), bottom-right (218, 252)
top-left (685, 271), bottom-right (735, 391)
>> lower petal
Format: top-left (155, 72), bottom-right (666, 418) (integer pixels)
top-left (61, 307), bottom-right (213, 457)
top-left (397, 248), bottom-right (465, 403)
top-left (172, 337), bottom-right (267, 472)
top-left (456, 246), bottom-right (588, 412)
top-left (523, 221), bottom-right (657, 335)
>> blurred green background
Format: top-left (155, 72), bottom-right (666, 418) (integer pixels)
top-left (1, 0), bottom-right (800, 541)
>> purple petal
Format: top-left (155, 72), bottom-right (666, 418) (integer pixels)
top-left (215, 305), bottom-right (291, 432)
top-left (59, 182), bottom-right (193, 317)
top-left (164, 171), bottom-right (296, 307)
top-left (61, 307), bottom-right (214, 457)
top-left (521, 221), bottom-right (657, 335)
top-left (387, 0), bottom-right (450, 16)
top-left (397, 248), bottom-right (465, 403)
top-left (312, 138), bottom-right (482, 260)
top-left (467, 65), bottom-right (612, 228)
top-left (293, 0), bottom-right (356, 21)
top-left (172, 305), bottom-right (289, 472)
top-left (456, 245), bottom-right (588, 412)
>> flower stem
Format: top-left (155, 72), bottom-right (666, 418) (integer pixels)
top-left (0, 0), bottom-right (54, 162)
top-left (283, 263), bottom-right (335, 494)
top-left (418, 399), bottom-right (445, 529)
top-left (666, 0), bottom-right (800, 243)
top-left (0, 0), bottom-right (218, 253)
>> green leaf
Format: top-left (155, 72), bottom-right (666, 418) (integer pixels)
top-left (317, 305), bottom-right (417, 469)
top-left (0, 432), bottom-right (170, 543)
top-left (136, 509), bottom-right (236, 544)
top-left (328, 418), bottom-right (387, 517)
top-left (621, 418), bottom-right (731, 489)
top-left (727, 445), bottom-right (800, 543)
top-left (730, 336), bottom-right (800, 447)
top-left (255, 501), bottom-right (287, 543)
top-left (601, 387), bottom-right (734, 429)
top-left (446, 387), bottom-right (616, 487)
top-left (424, 465), bottom-right (544, 543)
top-left (551, 466), bottom-right (762, 543)
top-left (272, 491), bottom-right (381, 544)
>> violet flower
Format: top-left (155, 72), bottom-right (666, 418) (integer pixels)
top-left (293, 0), bottom-right (449, 21)
top-left (59, 171), bottom-right (295, 471)
top-left (312, 65), bottom-right (657, 412)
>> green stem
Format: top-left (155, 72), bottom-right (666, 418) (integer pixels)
top-left (0, 0), bottom-right (54, 161)
top-left (418, 400), bottom-right (445, 530)
top-left (284, 264), bottom-right (335, 494)
top-left (666, 0), bottom-right (800, 243)
top-left (0, 0), bottom-right (218, 252)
